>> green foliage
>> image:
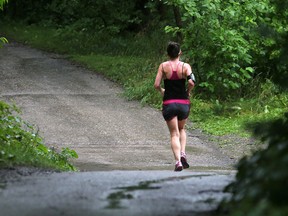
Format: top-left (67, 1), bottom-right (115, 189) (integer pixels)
top-left (2, 21), bottom-right (287, 137)
top-left (74, 55), bottom-right (288, 137)
top-left (165, 1), bottom-right (253, 94)
top-left (0, 37), bottom-right (8, 48)
top-left (191, 83), bottom-right (288, 136)
top-left (262, 1), bottom-right (288, 91)
top-left (4, 0), bottom-right (151, 35)
top-left (0, 21), bottom-right (168, 57)
top-left (219, 112), bottom-right (288, 215)
top-left (44, 0), bottom-right (143, 34)
top-left (218, 1), bottom-right (288, 214)
top-left (165, 0), bottom-right (287, 98)
top-left (0, 0), bottom-right (8, 47)
top-left (1, 0), bottom-right (287, 100)
top-left (0, 101), bottom-right (78, 171)
top-left (1, 3), bottom-right (288, 214)
top-left (0, 0), bottom-right (7, 9)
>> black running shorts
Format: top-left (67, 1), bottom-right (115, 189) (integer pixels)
top-left (162, 103), bottom-right (190, 121)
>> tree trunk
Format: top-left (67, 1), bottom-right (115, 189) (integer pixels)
top-left (172, 5), bottom-right (183, 42)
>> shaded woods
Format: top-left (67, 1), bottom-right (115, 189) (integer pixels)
top-left (1, 0), bottom-right (288, 215)
top-left (2, 0), bottom-right (287, 97)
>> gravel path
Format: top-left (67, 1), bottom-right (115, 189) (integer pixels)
top-left (0, 42), bottom-right (244, 215)
top-left (0, 42), bottom-right (235, 171)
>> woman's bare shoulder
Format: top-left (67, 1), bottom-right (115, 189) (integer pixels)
top-left (161, 61), bottom-right (170, 70)
top-left (183, 62), bottom-right (192, 69)
top-left (161, 61), bottom-right (170, 66)
top-left (182, 62), bottom-right (192, 75)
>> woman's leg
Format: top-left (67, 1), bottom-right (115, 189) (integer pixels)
top-left (166, 117), bottom-right (181, 162)
top-left (178, 118), bottom-right (187, 153)
top-left (178, 118), bottom-right (190, 168)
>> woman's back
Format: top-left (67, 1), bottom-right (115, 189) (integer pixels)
top-left (162, 61), bottom-right (188, 101)
top-left (162, 61), bottom-right (186, 80)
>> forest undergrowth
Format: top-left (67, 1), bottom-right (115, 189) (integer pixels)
top-left (1, 0), bottom-right (288, 214)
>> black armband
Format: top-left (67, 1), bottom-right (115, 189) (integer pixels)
top-left (187, 74), bottom-right (196, 82)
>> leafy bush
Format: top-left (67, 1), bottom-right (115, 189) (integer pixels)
top-left (219, 112), bottom-right (288, 215)
top-left (0, 101), bottom-right (78, 171)
top-left (0, 37), bottom-right (8, 48)
top-left (165, 0), bottom-right (286, 99)
top-left (0, 0), bottom-right (7, 9)
top-left (0, 0), bottom-right (8, 49)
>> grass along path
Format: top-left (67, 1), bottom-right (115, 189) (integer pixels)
top-left (1, 21), bottom-right (287, 138)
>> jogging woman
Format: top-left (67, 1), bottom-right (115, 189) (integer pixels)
top-left (154, 41), bottom-right (195, 171)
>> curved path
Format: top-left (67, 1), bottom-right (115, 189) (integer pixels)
top-left (0, 43), bottom-right (236, 215)
top-left (0, 43), bottom-right (234, 171)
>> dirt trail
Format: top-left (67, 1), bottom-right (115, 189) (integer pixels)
top-left (0, 42), bottom-right (237, 171)
top-left (0, 42), bottom-right (249, 216)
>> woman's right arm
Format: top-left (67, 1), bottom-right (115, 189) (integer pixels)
top-left (154, 63), bottom-right (165, 96)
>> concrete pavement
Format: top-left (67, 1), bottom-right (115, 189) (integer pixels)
top-left (0, 169), bottom-right (234, 216)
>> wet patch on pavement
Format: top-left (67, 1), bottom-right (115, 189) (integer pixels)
top-left (105, 173), bottom-right (216, 209)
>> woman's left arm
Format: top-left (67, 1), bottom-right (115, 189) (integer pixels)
top-left (185, 63), bottom-right (195, 96)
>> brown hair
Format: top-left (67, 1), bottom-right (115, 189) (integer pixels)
top-left (167, 41), bottom-right (180, 59)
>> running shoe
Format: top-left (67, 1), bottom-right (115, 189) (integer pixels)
top-left (174, 161), bottom-right (183, 172)
top-left (181, 152), bottom-right (190, 169)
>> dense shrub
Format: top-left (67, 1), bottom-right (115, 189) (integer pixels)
top-left (219, 112), bottom-right (288, 215)
top-left (0, 101), bottom-right (78, 171)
